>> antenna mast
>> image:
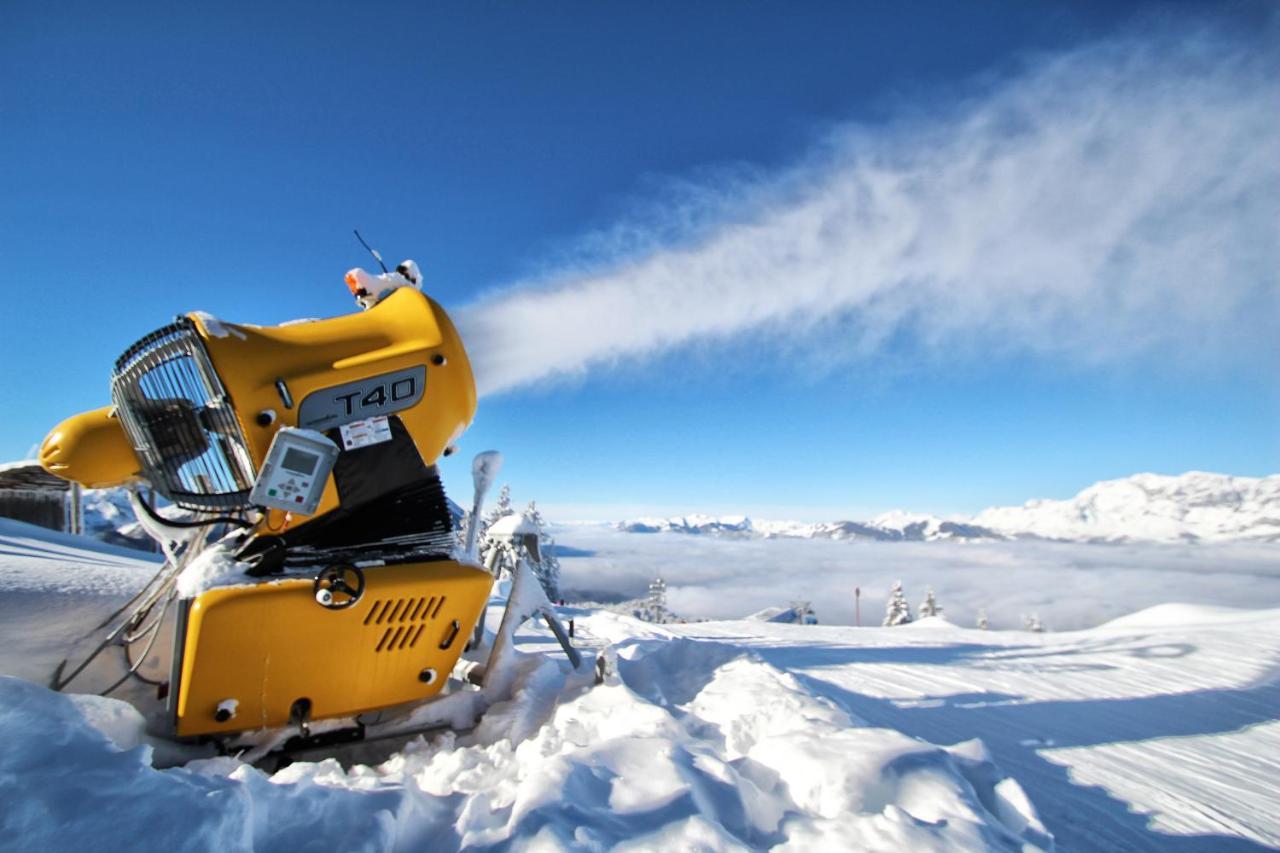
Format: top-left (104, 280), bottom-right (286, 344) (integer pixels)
top-left (353, 229), bottom-right (389, 273)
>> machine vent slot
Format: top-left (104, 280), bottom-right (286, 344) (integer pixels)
top-left (367, 596), bottom-right (447, 652)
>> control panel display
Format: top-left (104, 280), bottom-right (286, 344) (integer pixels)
top-left (281, 447), bottom-right (319, 476)
top-left (249, 429), bottom-right (340, 515)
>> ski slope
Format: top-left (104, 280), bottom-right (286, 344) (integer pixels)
top-left (0, 519), bottom-right (1277, 851)
top-left (587, 611), bottom-right (1280, 851)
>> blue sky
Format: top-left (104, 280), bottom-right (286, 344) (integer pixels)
top-left (2, 1), bottom-right (1276, 520)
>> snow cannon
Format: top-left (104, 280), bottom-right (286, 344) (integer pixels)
top-left (36, 285), bottom-right (574, 756)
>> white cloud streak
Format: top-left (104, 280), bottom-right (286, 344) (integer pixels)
top-left (457, 30), bottom-right (1279, 396)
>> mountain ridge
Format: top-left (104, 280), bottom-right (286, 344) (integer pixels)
top-left (616, 472), bottom-right (1280, 544)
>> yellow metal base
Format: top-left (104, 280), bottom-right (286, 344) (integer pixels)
top-left (175, 560), bottom-right (493, 737)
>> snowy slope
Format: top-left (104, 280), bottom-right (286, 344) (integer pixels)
top-left (606, 607), bottom-right (1280, 851)
top-left (615, 471), bottom-right (1280, 544)
top-left (1, 523), bottom-right (1278, 850)
top-left (0, 518), bottom-right (159, 685)
top-left (0, 526), bottom-right (1045, 851)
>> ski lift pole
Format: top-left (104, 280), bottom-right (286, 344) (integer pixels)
top-left (855, 586), bottom-right (861, 627)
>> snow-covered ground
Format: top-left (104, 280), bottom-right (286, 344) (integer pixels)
top-left (1, 518), bottom-right (1278, 850)
top-left (0, 518), bottom-right (161, 683)
top-left (586, 608), bottom-right (1280, 851)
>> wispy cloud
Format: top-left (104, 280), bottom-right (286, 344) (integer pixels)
top-left (458, 29), bottom-right (1280, 397)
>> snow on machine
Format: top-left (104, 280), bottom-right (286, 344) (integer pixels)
top-left (38, 264), bottom-right (587, 763)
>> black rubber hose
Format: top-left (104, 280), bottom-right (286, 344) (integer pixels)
top-left (137, 489), bottom-right (255, 530)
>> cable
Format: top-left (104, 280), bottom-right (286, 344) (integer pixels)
top-left (102, 615), bottom-right (165, 697)
top-left (136, 488), bottom-right (254, 530)
top-left (353, 229), bottom-right (389, 273)
top-left (120, 598), bottom-right (173, 688)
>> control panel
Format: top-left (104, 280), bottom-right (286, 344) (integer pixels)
top-left (248, 428), bottom-right (339, 515)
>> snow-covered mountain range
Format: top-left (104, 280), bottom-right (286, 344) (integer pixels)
top-left (619, 512), bottom-right (995, 542)
top-left (617, 472), bottom-right (1280, 544)
top-left (65, 471), bottom-right (1280, 550)
top-left (81, 488), bottom-right (155, 550)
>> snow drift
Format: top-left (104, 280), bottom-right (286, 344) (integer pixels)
top-left (0, 632), bottom-right (1050, 851)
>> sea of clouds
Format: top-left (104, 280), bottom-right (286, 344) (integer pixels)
top-left (554, 525), bottom-right (1280, 631)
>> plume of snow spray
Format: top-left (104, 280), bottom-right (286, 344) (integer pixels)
top-left (458, 32), bottom-right (1280, 397)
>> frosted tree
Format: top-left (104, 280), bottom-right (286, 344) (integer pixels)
top-left (455, 509), bottom-right (473, 551)
top-left (639, 576), bottom-right (670, 624)
top-left (523, 500), bottom-right (561, 601)
top-left (882, 581), bottom-right (913, 626)
top-left (478, 484), bottom-right (515, 566)
top-left (1022, 613), bottom-right (1045, 633)
top-left (976, 609), bottom-right (990, 630)
top-left (485, 484), bottom-right (513, 526)
top-left (919, 587), bottom-right (942, 618)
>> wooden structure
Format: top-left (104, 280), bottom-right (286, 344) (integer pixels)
top-left (0, 460), bottom-right (80, 534)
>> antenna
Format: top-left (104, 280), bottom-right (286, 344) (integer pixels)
top-left (352, 229), bottom-right (389, 273)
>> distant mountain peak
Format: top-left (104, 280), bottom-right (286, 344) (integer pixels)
top-left (973, 471), bottom-right (1280, 543)
top-left (616, 472), bottom-right (1280, 544)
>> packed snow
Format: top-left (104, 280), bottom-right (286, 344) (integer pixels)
top-left (1, 518), bottom-right (1278, 850)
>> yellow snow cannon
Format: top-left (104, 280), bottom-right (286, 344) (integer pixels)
top-left (38, 285), bottom-right (563, 752)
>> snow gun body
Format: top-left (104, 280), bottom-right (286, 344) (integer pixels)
top-left (40, 288), bottom-right (500, 742)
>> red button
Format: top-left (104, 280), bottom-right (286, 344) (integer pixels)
top-left (295, 496), bottom-right (303, 503)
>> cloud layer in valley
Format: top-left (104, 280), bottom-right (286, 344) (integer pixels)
top-left (555, 525), bottom-right (1280, 631)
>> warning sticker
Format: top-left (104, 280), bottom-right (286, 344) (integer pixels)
top-left (339, 416), bottom-right (393, 450)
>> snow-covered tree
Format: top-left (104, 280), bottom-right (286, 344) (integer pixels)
top-left (976, 609), bottom-right (990, 630)
top-left (455, 509), bottom-right (473, 552)
top-left (882, 581), bottom-right (913, 626)
top-left (471, 493), bottom-right (561, 600)
top-left (523, 500), bottom-right (560, 601)
top-left (919, 587), bottom-right (942, 618)
top-left (478, 484), bottom-right (515, 567)
top-left (1022, 613), bottom-right (1044, 633)
top-left (638, 576), bottom-right (671, 624)
top-left (484, 484), bottom-right (512, 527)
